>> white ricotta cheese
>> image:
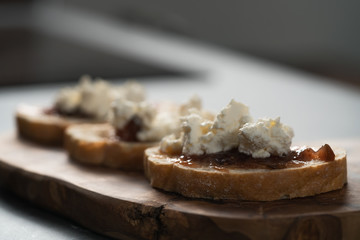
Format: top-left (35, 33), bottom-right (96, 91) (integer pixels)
top-left (137, 110), bottom-right (180, 142)
top-left (78, 77), bottom-right (113, 120)
top-left (113, 95), bottom-right (211, 142)
top-left (55, 87), bottom-right (81, 113)
top-left (238, 117), bottom-right (294, 158)
top-left (202, 100), bottom-right (252, 154)
top-left (181, 99), bottom-right (251, 155)
top-left (179, 95), bottom-right (202, 116)
top-left (181, 113), bottom-right (210, 155)
top-left (54, 75), bottom-right (146, 121)
top-left (160, 99), bottom-right (294, 158)
top-left (160, 133), bottom-right (184, 155)
top-left (112, 99), bottom-right (176, 142)
top-left (112, 80), bottom-right (146, 103)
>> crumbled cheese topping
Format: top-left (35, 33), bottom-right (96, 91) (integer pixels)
top-left (55, 87), bottom-right (81, 113)
top-left (179, 95), bottom-right (202, 116)
top-left (238, 117), bottom-right (294, 158)
top-left (160, 99), bottom-right (294, 158)
top-left (179, 99), bottom-right (252, 155)
top-left (159, 133), bottom-right (184, 155)
top-left (54, 75), bottom-right (145, 120)
top-left (137, 110), bottom-right (181, 142)
top-left (113, 80), bottom-right (146, 103)
top-left (113, 95), bottom-right (212, 142)
top-left (112, 98), bottom-right (155, 131)
top-left (78, 77), bottom-right (113, 120)
top-left (205, 100), bottom-right (252, 153)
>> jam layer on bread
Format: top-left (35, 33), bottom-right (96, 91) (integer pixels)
top-left (169, 144), bottom-right (335, 171)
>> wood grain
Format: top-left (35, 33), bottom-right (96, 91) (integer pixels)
top-left (0, 133), bottom-right (360, 240)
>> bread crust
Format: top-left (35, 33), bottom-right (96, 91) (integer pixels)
top-left (144, 147), bottom-right (347, 201)
top-left (16, 104), bottom-right (98, 146)
top-left (65, 124), bottom-right (158, 171)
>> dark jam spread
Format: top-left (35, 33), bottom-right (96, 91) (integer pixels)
top-left (43, 107), bottom-right (93, 119)
top-left (116, 116), bottom-right (143, 142)
top-left (173, 144), bottom-right (335, 170)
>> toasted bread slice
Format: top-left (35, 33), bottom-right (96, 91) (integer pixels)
top-left (144, 147), bottom-right (347, 201)
top-left (16, 104), bottom-right (99, 146)
top-left (65, 124), bottom-right (158, 171)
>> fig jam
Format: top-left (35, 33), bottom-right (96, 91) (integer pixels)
top-left (115, 116), bottom-right (143, 142)
top-left (173, 144), bottom-right (335, 170)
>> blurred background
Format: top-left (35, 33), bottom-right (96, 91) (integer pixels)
top-left (1, 0), bottom-right (360, 142)
top-left (1, 0), bottom-right (360, 87)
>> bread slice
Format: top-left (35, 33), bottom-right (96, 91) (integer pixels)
top-left (16, 104), bottom-right (100, 146)
top-left (65, 124), bottom-right (158, 171)
top-left (144, 147), bottom-right (347, 201)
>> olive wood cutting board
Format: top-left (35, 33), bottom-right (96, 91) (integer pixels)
top-left (0, 133), bottom-right (360, 240)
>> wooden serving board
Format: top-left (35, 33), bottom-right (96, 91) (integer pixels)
top-left (0, 133), bottom-right (360, 240)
